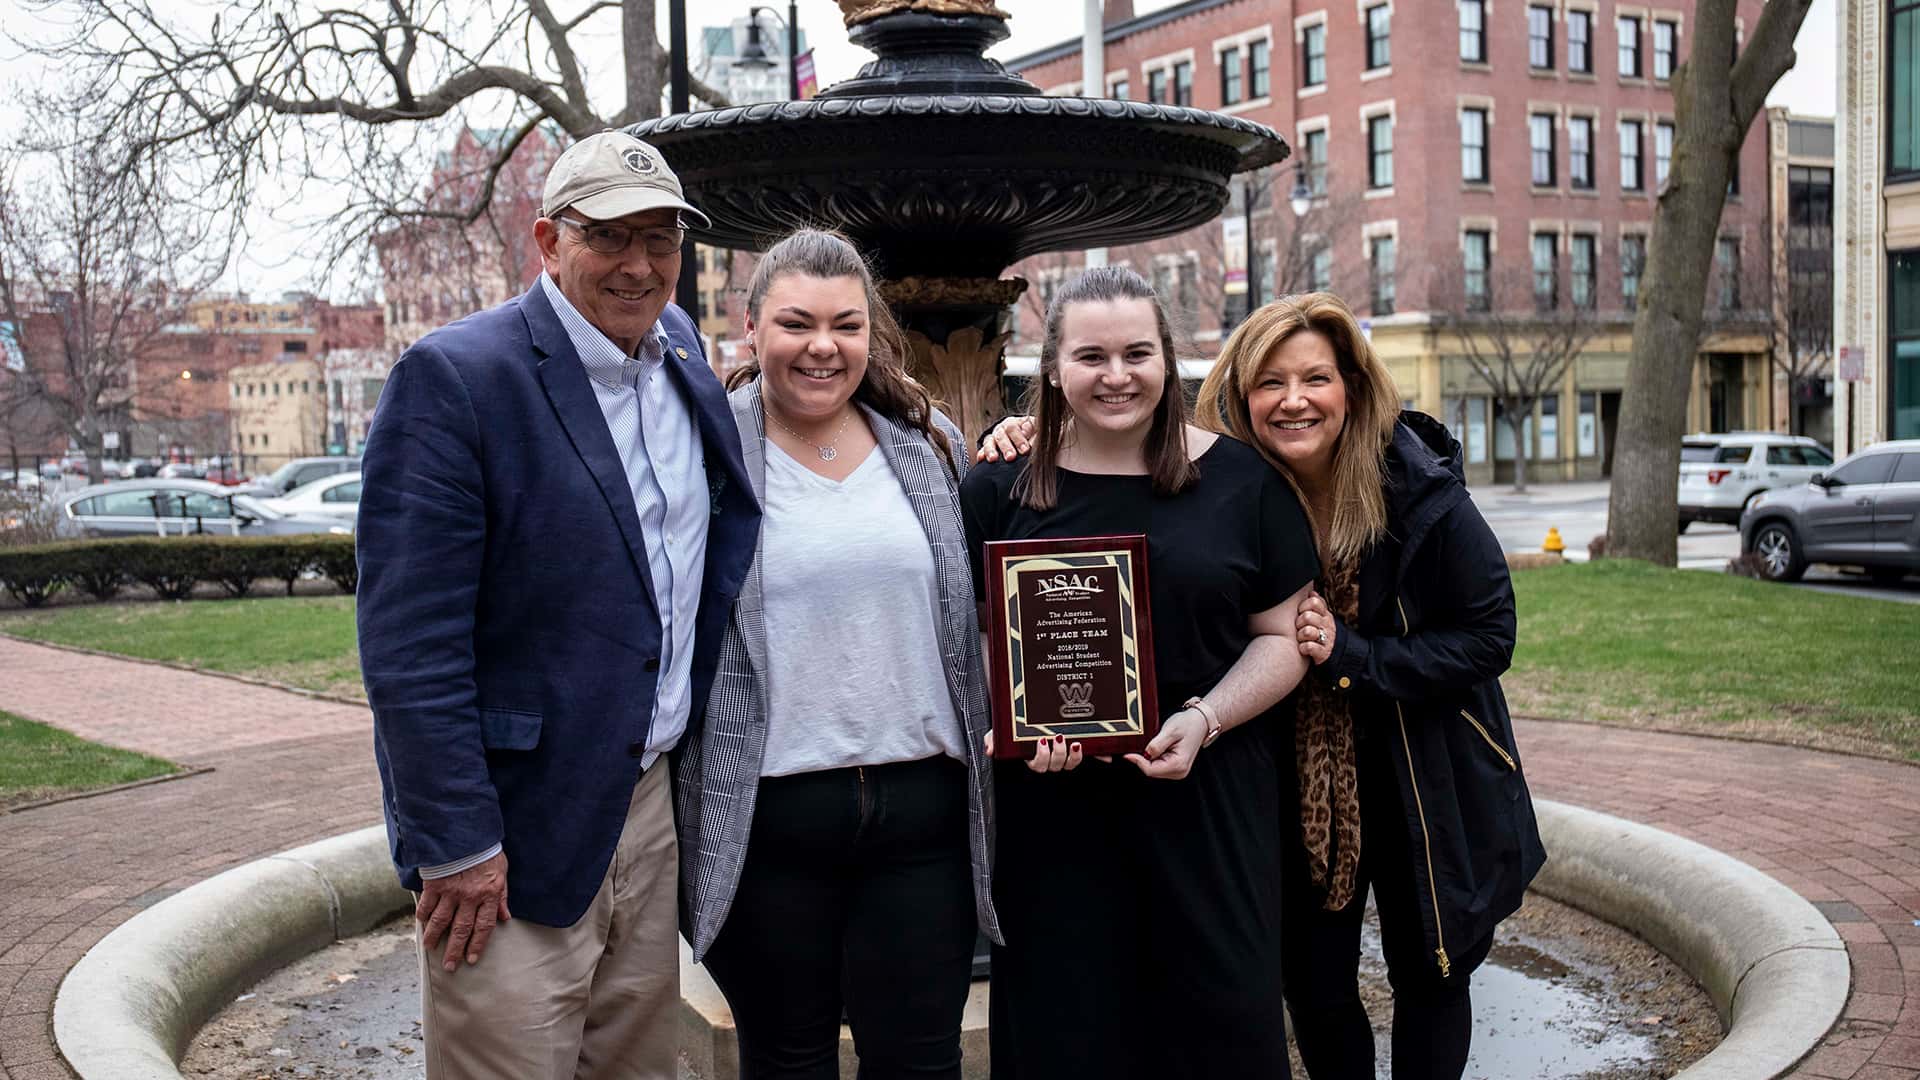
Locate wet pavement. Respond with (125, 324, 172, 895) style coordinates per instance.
(184, 893, 1716, 1080)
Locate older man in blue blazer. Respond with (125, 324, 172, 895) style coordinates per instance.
(356, 131, 759, 1079)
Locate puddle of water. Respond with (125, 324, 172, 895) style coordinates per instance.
(1355, 901, 1687, 1080)
(1467, 949, 1660, 1078)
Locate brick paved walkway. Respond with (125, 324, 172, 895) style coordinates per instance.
(1519, 718, 1920, 1079)
(0, 635, 1913, 1078)
(0, 638, 382, 1080)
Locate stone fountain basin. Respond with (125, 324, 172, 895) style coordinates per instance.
(628, 96, 1289, 279)
(52, 800, 1848, 1080)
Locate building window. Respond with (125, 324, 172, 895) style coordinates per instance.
(1569, 115, 1595, 188)
(1148, 67, 1168, 103)
(1303, 24, 1327, 87)
(1250, 39, 1271, 98)
(1529, 6, 1555, 69)
(1890, 251, 1920, 437)
(1460, 0, 1487, 62)
(1571, 233, 1597, 309)
(1621, 234, 1647, 306)
(1368, 114, 1394, 189)
(1461, 107, 1490, 183)
(1895, 0, 1920, 175)
(1620, 119, 1645, 190)
(1221, 48, 1243, 104)
(1568, 10, 1593, 72)
(1653, 19, 1678, 80)
(1370, 235, 1397, 315)
(1304, 128, 1329, 194)
(1655, 121, 1675, 187)
(1310, 246, 1333, 292)
(1530, 114, 1557, 186)
(1366, 4, 1392, 69)
(1716, 237, 1741, 309)
(1173, 60, 1193, 105)
(1111, 77, 1130, 100)
(1618, 15, 1642, 77)
(1533, 232, 1559, 309)
(1463, 230, 1492, 310)
(284, 340, 307, 353)
(1297, 127, 1328, 194)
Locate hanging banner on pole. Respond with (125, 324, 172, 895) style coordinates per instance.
(1222, 217, 1248, 295)
(796, 50, 819, 99)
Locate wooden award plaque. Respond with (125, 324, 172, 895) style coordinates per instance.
(982, 535, 1159, 760)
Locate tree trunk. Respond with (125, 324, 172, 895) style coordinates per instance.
(621, 0, 667, 126)
(1604, 0, 1810, 565)
(1508, 412, 1530, 493)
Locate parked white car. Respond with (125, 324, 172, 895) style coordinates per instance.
(261, 470, 362, 522)
(1677, 432, 1834, 531)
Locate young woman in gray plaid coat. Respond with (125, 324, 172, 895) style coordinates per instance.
(675, 229, 998, 1080)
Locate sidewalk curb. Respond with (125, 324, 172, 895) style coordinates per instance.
(1531, 801, 1848, 1080)
(53, 803, 1845, 1080)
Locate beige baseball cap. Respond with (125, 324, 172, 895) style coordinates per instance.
(541, 131, 712, 228)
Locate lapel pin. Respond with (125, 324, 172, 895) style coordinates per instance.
(675, 347, 689, 360)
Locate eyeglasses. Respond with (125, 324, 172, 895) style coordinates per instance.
(555, 216, 686, 257)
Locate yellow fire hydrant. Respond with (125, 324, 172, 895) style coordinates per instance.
(1542, 527, 1566, 553)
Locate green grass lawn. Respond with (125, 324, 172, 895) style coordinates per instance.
(0, 709, 178, 809)
(1, 565, 1915, 760)
(0, 595, 365, 701)
(1508, 560, 1920, 760)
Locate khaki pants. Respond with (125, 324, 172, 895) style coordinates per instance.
(420, 764, 679, 1080)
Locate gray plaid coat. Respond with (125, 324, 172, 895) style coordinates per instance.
(676, 379, 1000, 961)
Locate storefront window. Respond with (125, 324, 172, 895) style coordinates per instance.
(1890, 252, 1920, 438)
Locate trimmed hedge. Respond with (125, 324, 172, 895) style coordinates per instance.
(0, 536, 356, 608)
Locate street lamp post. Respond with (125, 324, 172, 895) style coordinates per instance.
(668, 0, 699, 325)
(747, 4, 803, 101)
(1239, 160, 1314, 325)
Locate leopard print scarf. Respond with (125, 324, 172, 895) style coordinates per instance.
(1295, 558, 1363, 911)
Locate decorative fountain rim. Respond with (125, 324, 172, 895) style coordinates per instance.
(632, 96, 1290, 172)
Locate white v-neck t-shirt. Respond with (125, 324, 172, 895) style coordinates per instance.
(758, 440, 966, 779)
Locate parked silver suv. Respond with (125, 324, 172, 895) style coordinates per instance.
(1739, 439, 1920, 583)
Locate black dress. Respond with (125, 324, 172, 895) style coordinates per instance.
(959, 436, 1319, 1080)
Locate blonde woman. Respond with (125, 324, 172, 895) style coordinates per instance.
(983, 292, 1545, 1079)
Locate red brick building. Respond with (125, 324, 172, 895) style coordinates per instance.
(1004, 0, 1772, 482)
(376, 126, 565, 354)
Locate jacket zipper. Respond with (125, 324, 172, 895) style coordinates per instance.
(1460, 709, 1517, 771)
(1395, 597, 1452, 979)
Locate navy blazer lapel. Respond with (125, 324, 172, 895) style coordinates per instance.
(523, 284, 660, 613)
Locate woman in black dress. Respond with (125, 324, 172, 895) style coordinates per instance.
(959, 267, 1318, 1080)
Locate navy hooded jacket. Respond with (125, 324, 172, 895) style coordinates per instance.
(1318, 411, 1548, 979)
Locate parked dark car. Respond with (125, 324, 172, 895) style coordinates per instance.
(1739, 439, 1920, 583)
(56, 479, 353, 539)
(236, 456, 362, 498)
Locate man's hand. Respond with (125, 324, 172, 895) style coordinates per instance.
(417, 852, 511, 973)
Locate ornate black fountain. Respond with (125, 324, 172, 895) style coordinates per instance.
(629, 0, 1288, 442)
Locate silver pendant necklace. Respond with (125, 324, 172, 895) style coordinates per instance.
(767, 407, 852, 462)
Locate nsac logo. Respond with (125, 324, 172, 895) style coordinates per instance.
(1057, 680, 1096, 719)
(1031, 572, 1106, 601)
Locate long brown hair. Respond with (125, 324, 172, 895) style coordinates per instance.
(727, 228, 954, 470)
(1195, 291, 1400, 567)
(1013, 267, 1196, 510)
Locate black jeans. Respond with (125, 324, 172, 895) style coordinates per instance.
(1280, 728, 1494, 1080)
(702, 756, 977, 1080)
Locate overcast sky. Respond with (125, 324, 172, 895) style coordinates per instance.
(0, 0, 1840, 299)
